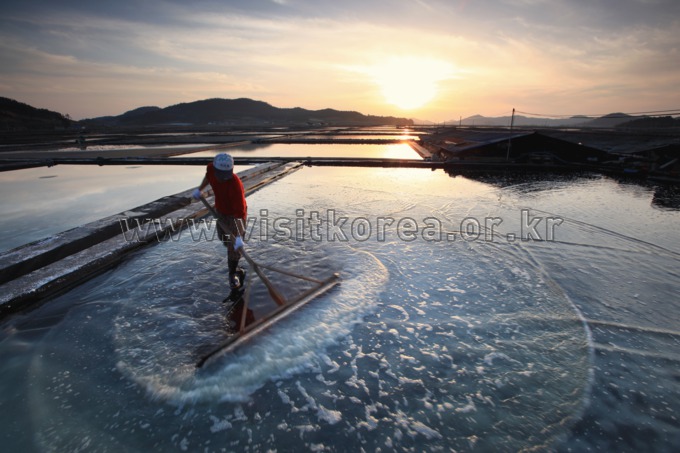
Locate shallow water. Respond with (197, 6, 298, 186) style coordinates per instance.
(0, 141, 419, 253)
(1, 168, 679, 451)
(175, 142, 421, 159)
(0, 164, 229, 252)
(296, 135, 419, 140)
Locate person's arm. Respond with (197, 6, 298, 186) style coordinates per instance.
(234, 176, 246, 249)
(192, 175, 209, 199)
(198, 175, 208, 191)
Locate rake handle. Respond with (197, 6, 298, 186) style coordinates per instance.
(198, 195, 286, 306)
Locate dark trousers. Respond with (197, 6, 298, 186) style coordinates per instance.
(216, 215, 245, 272)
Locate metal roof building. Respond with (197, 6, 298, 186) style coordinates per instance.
(428, 129, 612, 164)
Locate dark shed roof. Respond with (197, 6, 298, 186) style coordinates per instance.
(439, 131, 611, 163)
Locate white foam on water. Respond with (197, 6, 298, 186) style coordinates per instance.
(113, 246, 388, 404)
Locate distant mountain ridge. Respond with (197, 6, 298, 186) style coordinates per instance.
(81, 98, 414, 127)
(450, 112, 679, 129)
(454, 113, 638, 128)
(0, 97, 74, 131)
(2, 95, 676, 131)
(0, 96, 413, 130)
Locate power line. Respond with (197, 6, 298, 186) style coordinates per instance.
(624, 109, 680, 115)
(514, 108, 680, 119)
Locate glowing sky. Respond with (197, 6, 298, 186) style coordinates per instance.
(1, 0, 679, 122)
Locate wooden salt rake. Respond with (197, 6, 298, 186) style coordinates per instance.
(196, 196, 340, 368)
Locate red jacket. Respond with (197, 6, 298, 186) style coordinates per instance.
(206, 163, 247, 219)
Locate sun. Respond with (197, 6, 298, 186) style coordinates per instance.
(369, 57, 454, 110)
(380, 74, 437, 110)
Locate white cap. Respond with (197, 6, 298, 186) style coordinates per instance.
(213, 153, 234, 172)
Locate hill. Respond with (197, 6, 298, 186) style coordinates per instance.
(617, 115, 680, 129)
(583, 113, 635, 128)
(81, 98, 413, 127)
(457, 113, 637, 128)
(0, 97, 75, 131)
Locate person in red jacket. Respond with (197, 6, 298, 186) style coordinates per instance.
(193, 153, 247, 289)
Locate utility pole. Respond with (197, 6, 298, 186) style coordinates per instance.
(506, 108, 515, 161)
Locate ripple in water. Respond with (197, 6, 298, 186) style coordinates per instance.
(23, 171, 595, 451)
(113, 238, 389, 404)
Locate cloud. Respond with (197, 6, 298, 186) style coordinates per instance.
(1, 0, 679, 120)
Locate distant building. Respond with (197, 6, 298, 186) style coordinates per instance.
(426, 129, 612, 165)
(636, 143, 680, 181)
